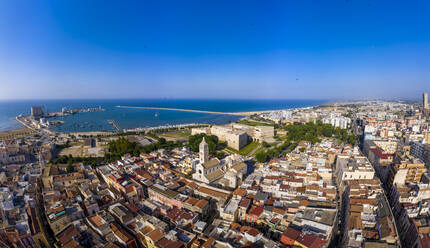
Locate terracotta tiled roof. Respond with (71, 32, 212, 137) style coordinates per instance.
(231, 223, 241, 230)
(156, 237, 185, 248)
(197, 186, 229, 199)
(89, 214, 104, 227)
(249, 206, 264, 216)
(110, 223, 134, 243)
(184, 197, 198, 205)
(233, 188, 247, 197)
(146, 228, 165, 242)
(273, 207, 285, 215)
(125, 202, 140, 213)
(240, 225, 252, 233)
(139, 225, 154, 235)
(195, 199, 208, 209)
(282, 227, 300, 240)
(246, 228, 260, 237)
(57, 225, 81, 245)
(201, 237, 215, 248)
(239, 198, 251, 208)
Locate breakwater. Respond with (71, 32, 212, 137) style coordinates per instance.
(116, 105, 254, 116)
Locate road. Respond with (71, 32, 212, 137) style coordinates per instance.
(36, 181, 56, 247)
(35, 148, 56, 247)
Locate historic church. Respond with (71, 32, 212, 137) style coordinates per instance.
(192, 138, 248, 187)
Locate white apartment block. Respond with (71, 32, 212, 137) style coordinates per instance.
(336, 155, 375, 190)
(322, 116, 351, 129)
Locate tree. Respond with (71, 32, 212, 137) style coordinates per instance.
(67, 154, 74, 165)
(66, 164, 74, 173)
(322, 125, 333, 137)
(158, 137, 167, 145)
(255, 152, 268, 163)
(283, 121, 355, 145)
(187, 134, 219, 154)
(215, 151, 227, 159)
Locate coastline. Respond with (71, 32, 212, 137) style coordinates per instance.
(14, 117, 36, 131)
(3, 101, 324, 135)
(58, 105, 317, 134)
(64, 122, 209, 136)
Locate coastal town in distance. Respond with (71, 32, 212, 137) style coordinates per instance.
(1, 94, 430, 248)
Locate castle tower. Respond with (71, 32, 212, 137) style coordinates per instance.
(199, 137, 209, 164)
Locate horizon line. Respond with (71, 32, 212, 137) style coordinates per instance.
(0, 97, 421, 102)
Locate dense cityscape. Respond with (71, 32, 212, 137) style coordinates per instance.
(0, 94, 429, 248)
(2, 1, 430, 247)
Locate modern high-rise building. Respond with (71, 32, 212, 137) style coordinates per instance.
(424, 92, 429, 109)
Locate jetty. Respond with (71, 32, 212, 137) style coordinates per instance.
(115, 106, 271, 116)
(108, 120, 122, 132)
(14, 117, 37, 131)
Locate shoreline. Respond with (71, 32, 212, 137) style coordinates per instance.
(5, 104, 321, 135)
(57, 123, 210, 136)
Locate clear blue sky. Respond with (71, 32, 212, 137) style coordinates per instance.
(0, 0, 429, 100)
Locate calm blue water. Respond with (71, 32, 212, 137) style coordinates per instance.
(0, 99, 326, 132)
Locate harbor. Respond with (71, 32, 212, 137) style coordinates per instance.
(13, 106, 106, 134)
(3, 100, 324, 133)
(44, 106, 105, 118)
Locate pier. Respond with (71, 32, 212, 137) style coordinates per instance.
(115, 105, 269, 116)
(14, 117, 37, 131)
(14, 117, 56, 135)
(108, 120, 122, 132)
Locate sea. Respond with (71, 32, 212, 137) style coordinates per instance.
(0, 99, 327, 133)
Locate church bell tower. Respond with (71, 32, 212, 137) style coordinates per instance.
(199, 137, 209, 164)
